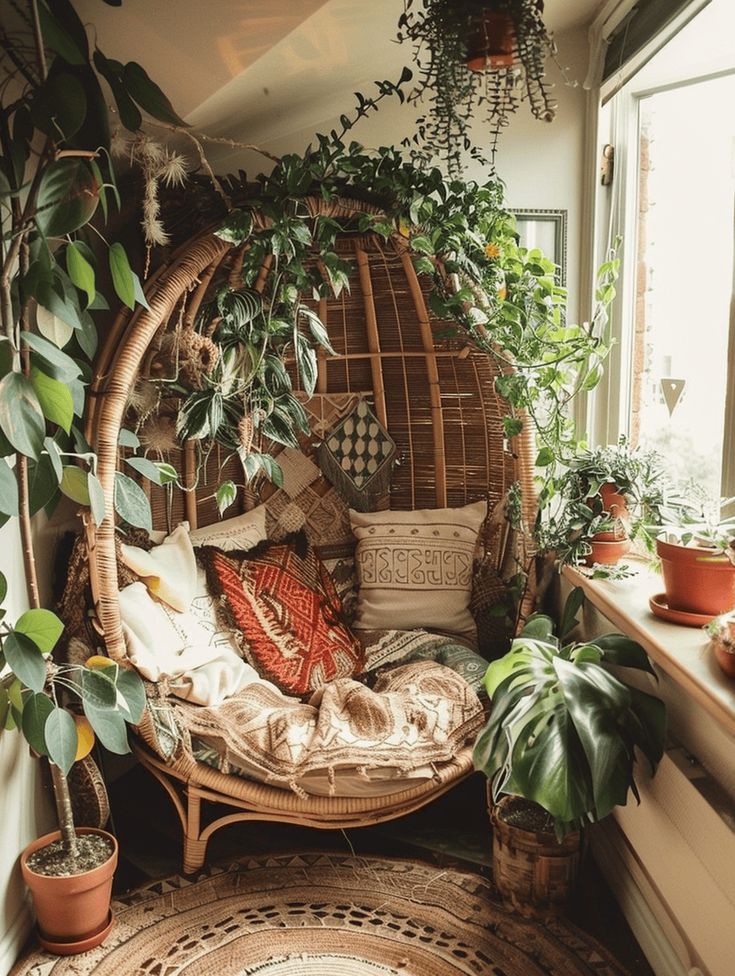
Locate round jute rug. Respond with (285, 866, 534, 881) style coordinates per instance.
(13, 852, 628, 976)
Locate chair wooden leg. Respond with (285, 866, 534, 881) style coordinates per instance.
(183, 787, 207, 874)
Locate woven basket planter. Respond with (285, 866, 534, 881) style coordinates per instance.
(490, 793, 581, 915)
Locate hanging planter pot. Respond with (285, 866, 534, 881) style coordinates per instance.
(490, 794, 581, 914)
(656, 535, 735, 619)
(465, 9, 516, 72)
(20, 828, 117, 955)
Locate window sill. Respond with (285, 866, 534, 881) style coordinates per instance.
(562, 561, 735, 738)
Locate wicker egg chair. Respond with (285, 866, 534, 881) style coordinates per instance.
(81, 196, 537, 872)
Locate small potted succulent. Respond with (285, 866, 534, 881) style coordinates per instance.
(473, 588, 666, 913)
(537, 441, 665, 571)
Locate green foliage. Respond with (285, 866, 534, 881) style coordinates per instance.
(536, 439, 668, 571)
(396, 1, 557, 173)
(176, 142, 614, 510)
(473, 589, 666, 838)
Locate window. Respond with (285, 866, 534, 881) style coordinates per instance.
(591, 0, 735, 500)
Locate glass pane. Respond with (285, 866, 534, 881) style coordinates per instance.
(632, 74, 735, 499)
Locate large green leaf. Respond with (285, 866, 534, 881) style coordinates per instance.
(559, 586, 585, 641)
(625, 685, 667, 772)
(81, 666, 117, 709)
(30, 367, 74, 433)
(595, 634, 657, 677)
(28, 454, 60, 515)
(520, 613, 556, 641)
(66, 241, 96, 306)
(115, 669, 145, 724)
(4, 631, 47, 692)
(0, 457, 19, 516)
(30, 71, 87, 141)
(82, 700, 131, 754)
(93, 51, 142, 131)
(108, 243, 135, 309)
(44, 706, 78, 775)
(554, 657, 633, 820)
(60, 465, 90, 505)
(114, 471, 152, 531)
(15, 608, 64, 654)
(38, 2, 85, 65)
(0, 373, 45, 459)
(36, 305, 74, 348)
(122, 61, 189, 127)
(22, 330, 82, 379)
(21, 692, 54, 756)
(35, 158, 99, 237)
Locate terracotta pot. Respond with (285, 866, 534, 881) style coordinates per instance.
(592, 483, 630, 542)
(713, 639, 735, 679)
(582, 538, 631, 566)
(465, 10, 515, 71)
(490, 794, 581, 915)
(21, 827, 117, 955)
(656, 536, 735, 617)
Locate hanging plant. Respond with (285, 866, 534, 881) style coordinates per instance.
(397, 0, 558, 172)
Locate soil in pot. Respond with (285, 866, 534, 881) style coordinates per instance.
(26, 833, 114, 876)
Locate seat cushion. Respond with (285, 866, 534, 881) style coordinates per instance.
(198, 532, 364, 697)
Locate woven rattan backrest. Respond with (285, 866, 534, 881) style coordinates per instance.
(85, 198, 536, 662)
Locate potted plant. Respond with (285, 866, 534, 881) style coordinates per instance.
(706, 612, 735, 678)
(473, 588, 666, 912)
(0, 0, 188, 953)
(653, 496, 735, 621)
(396, 0, 557, 171)
(536, 441, 665, 571)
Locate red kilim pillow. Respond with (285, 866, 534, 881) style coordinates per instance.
(199, 533, 363, 697)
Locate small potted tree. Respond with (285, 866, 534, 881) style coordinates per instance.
(0, 0, 183, 954)
(473, 589, 666, 913)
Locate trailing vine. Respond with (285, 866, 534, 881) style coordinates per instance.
(159, 142, 615, 504)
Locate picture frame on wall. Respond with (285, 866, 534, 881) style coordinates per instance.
(511, 209, 568, 286)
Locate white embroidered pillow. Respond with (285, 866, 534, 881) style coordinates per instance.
(188, 505, 267, 551)
(350, 500, 487, 639)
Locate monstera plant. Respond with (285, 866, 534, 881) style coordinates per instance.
(473, 589, 667, 839)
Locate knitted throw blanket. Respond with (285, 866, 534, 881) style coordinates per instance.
(174, 659, 484, 795)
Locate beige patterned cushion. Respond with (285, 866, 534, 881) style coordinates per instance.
(350, 500, 487, 639)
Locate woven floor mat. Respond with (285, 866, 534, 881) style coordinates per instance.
(12, 851, 629, 976)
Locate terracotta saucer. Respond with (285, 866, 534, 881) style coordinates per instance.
(649, 593, 713, 628)
(38, 911, 114, 956)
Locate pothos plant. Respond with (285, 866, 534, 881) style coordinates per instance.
(158, 141, 616, 518)
(0, 0, 198, 862)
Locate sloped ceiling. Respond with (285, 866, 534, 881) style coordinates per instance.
(78, 0, 604, 166)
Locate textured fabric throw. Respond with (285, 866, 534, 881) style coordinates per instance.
(317, 399, 396, 511)
(199, 534, 363, 697)
(175, 659, 484, 794)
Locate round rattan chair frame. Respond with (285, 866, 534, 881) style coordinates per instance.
(82, 198, 537, 872)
